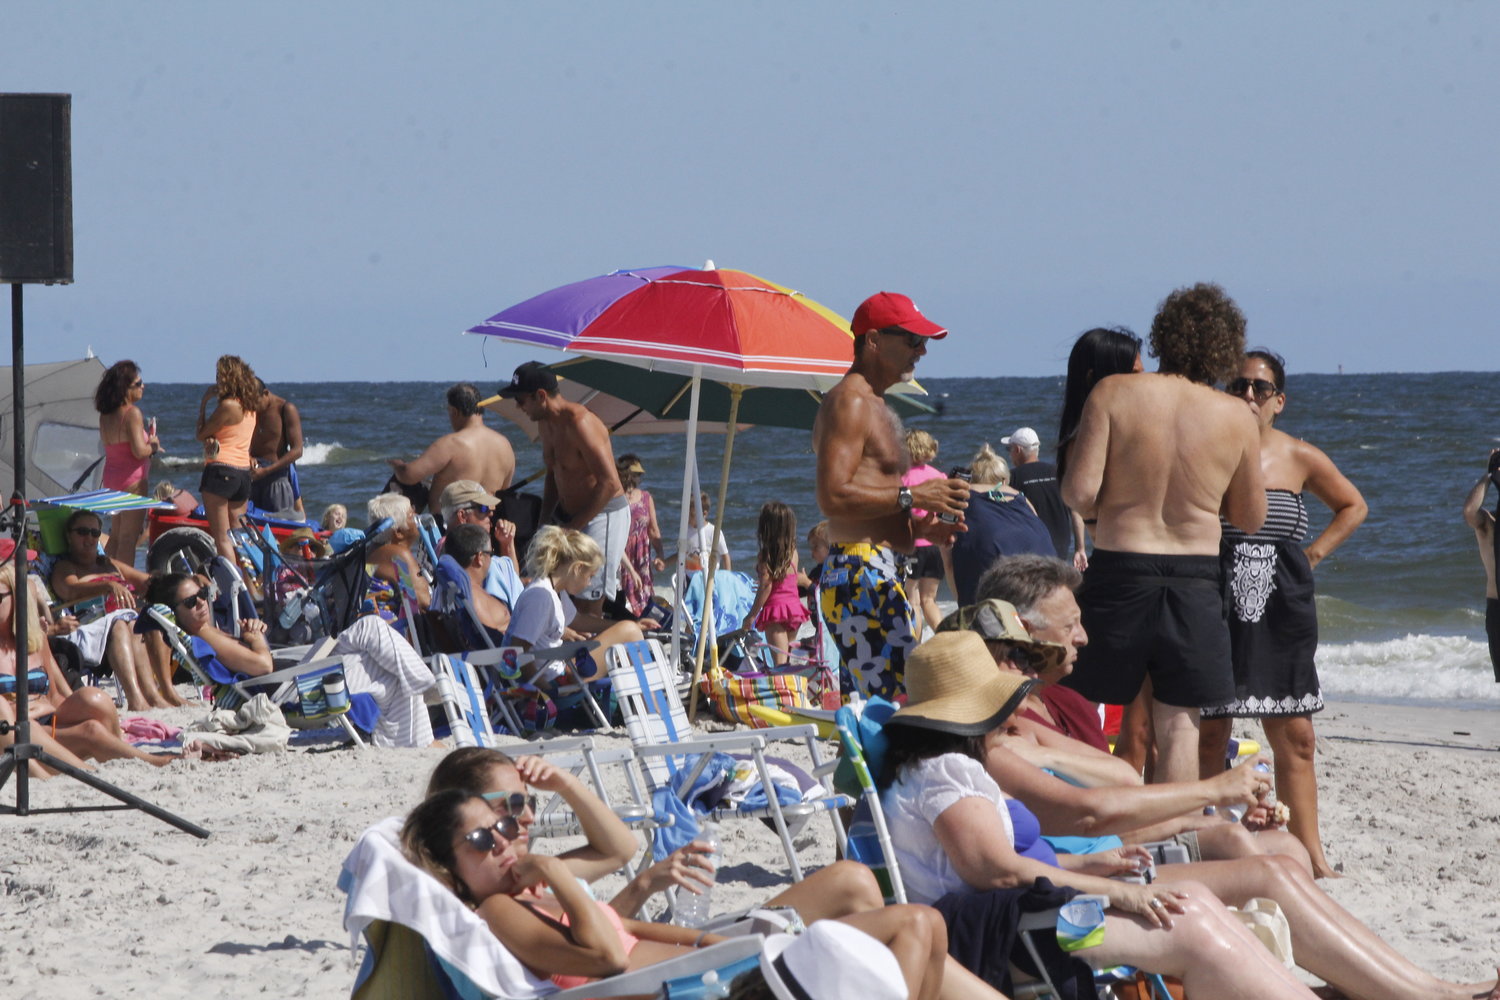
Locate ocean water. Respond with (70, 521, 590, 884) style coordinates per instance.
(139, 371, 1500, 709)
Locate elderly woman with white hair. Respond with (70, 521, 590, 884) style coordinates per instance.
(942, 443, 1056, 606)
(364, 492, 431, 633)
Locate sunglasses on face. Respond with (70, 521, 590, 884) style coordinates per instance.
(176, 587, 211, 610)
(461, 818, 522, 853)
(1225, 377, 1280, 401)
(71, 526, 103, 538)
(467, 504, 492, 516)
(880, 327, 926, 349)
(130, 380, 144, 389)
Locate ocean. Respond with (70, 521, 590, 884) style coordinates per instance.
(141, 371, 1500, 710)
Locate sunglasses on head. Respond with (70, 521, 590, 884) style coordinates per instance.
(482, 790, 538, 818)
(879, 327, 926, 349)
(176, 587, 211, 610)
(71, 526, 102, 538)
(1225, 377, 1280, 401)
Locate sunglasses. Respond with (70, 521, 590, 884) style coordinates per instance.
(461, 818, 522, 853)
(71, 526, 103, 538)
(176, 587, 211, 610)
(482, 790, 538, 818)
(879, 327, 926, 349)
(1225, 377, 1280, 401)
(467, 504, 492, 516)
(130, 380, 144, 389)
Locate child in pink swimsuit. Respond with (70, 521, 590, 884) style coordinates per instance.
(743, 502, 809, 666)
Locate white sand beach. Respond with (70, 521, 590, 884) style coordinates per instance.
(2, 697, 1497, 999)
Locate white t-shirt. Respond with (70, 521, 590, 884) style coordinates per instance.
(883, 753, 1015, 905)
(686, 522, 729, 564)
(505, 578, 576, 682)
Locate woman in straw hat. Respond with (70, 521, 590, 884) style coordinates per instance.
(878, 630, 1325, 999)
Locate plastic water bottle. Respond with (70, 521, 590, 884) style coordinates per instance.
(673, 823, 719, 926)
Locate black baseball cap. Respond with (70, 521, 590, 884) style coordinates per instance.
(496, 361, 559, 399)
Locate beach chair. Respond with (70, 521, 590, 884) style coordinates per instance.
(459, 643, 613, 736)
(140, 604, 370, 745)
(830, 701, 907, 905)
(606, 638, 849, 883)
(428, 651, 497, 749)
(339, 817, 764, 1000)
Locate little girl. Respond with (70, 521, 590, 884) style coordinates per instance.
(741, 502, 809, 665)
(506, 526, 650, 684)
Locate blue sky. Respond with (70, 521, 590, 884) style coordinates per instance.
(5, 1, 1495, 384)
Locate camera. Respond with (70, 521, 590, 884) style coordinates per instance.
(938, 466, 972, 524)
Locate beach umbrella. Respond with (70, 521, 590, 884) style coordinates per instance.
(479, 367, 746, 443)
(0, 356, 107, 497)
(467, 265, 930, 713)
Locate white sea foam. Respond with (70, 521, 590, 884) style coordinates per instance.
(1318, 634, 1499, 703)
(298, 441, 341, 466)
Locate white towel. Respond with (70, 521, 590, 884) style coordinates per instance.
(339, 818, 556, 998)
(183, 693, 291, 754)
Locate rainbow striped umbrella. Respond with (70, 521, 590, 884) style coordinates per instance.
(465, 265, 863, 391)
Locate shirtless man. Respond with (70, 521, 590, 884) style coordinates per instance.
(498, 361, 627, 617)
(1061, 282, 1265, 784)
(812, 291, 969, 699)
(389, 383, 516, 520)
(250, 381, 305, 519)
(1461, 449, 1500, 683)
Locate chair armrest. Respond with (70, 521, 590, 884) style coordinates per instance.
(632, 734, 770, 759)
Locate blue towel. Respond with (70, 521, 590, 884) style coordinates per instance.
(649, 752, 801, 860)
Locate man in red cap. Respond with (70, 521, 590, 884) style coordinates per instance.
(812, 292, 970, 700)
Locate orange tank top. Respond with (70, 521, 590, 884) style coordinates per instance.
(213, 406, 257, 468)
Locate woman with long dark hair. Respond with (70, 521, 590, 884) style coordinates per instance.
(94, 359, 161, 564)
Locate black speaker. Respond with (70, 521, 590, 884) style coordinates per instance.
(0, 93, 72, 285)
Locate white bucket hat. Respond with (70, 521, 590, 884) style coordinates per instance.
(760, 921, 908, 1000)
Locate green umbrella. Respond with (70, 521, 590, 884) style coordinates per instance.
(538, 355, 938, 431)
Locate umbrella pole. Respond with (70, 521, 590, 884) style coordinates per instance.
(688, 385, 741, 721)
(672, 372, 702, 676)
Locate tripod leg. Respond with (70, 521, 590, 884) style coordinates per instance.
(33, 750, 211, 839)
(0, 748, 16, 787)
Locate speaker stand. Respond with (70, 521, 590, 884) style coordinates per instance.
(1, 283, 208, 838)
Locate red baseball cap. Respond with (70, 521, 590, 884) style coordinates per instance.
(851, 291, 948, 339)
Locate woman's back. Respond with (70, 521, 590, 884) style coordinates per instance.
(950, 488, 1056, 605)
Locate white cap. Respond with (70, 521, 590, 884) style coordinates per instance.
(760, 922, 908, 1000)
(1001, 427, 1040, 450)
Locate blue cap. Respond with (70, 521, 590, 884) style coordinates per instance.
(329, 527, 365, 554)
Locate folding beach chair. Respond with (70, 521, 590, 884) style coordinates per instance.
(428, 651, 497, 749)
(140, 604, 369, 745)
(458, 642, 613, 736)
(340, 817, 765, 1000)
(605, 638, 849, 884)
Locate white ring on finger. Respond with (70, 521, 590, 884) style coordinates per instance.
(1149, 898, 1163, 909)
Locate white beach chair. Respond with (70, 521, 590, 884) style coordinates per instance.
(605, 638, 849, 884)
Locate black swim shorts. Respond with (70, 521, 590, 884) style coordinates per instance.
(910, 545, 944, 581)
(1064, 548, 1233, 708)
(1487, 598, 1499, 684)
(200, 462, 252, 504)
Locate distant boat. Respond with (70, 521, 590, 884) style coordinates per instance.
(0, 357, 106, 498)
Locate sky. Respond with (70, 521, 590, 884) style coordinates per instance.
(4, 1, 1496, 384)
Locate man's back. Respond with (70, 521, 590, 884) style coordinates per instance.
(429, 422, 515, 512)
(1063, 372, 1263, 555)
(1012, 460, 1071, 558)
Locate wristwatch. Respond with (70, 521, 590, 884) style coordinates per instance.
(897, 486, 914, 513)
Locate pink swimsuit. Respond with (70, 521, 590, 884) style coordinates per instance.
(546, 901, 640, 989)
(102, 441, 149, 491)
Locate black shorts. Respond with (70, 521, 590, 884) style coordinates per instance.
(910, 545, 944, 581)
(1064, 548, 1233, 708)
(200, 463, 252, 504)
(1487, 598, 1500, 683)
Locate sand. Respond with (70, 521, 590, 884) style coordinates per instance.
(2, 696, 1496, 999)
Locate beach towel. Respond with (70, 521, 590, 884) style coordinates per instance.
(650, 751, 803, 860)
(121, 716, 182, 744)
(182, 693, 291, 754)
(340, 817, 556, 1000)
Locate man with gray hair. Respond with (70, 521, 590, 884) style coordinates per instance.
(388, 382, 516, 518)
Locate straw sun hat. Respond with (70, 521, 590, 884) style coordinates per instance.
(888, 631, 1037, 736)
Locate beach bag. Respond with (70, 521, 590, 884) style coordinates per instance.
(699, 665, 814, 729)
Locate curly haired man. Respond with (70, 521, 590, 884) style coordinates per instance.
(1060, 282, 1266, 785)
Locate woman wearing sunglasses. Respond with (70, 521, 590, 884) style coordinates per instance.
(144, 571, 438, 747)
(1200, 350, 1367, 881)
(0, 562, 175, 766)
(407, 750, 1006, 1000)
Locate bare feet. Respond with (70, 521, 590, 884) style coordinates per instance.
(1472, 969, 1500, 1000)
(181, 741, 240, 763)
(1312, 863, 1344, 880)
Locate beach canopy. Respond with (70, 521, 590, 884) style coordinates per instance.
(0, 357, 108, 499)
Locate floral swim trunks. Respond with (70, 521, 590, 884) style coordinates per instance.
(819, 542, 918, 701)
